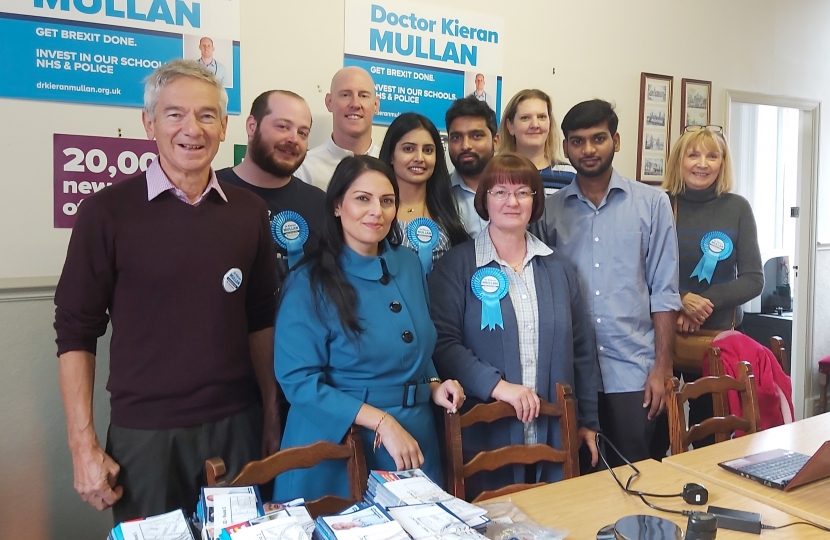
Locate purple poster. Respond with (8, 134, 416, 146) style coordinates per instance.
(54, 133, 158, 228)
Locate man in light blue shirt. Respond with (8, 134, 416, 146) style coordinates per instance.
(445, 96, 498, 239)
(532, 99, 681, 466)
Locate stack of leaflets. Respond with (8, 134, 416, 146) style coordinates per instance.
(387, 503, 489, 540)
(366, 470, 489, 529)
(217, 514, 309, 540)
(109, 509, 195, 540)
(315, 502, 410, 540)
(197, 486, 263, 540)
(218, 498, 315, 540)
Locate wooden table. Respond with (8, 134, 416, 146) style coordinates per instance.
(663, 413, 830, 529)
(488, 459, 827, 538)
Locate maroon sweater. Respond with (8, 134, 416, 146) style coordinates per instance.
(55, 173, 278, 430)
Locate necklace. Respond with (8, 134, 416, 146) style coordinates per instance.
(400, 202, 426, 218)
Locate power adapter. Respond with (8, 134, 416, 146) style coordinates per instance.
(682, 483, 708, 505)
(707, 506, 762, 534)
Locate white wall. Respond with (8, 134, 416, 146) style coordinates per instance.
(1, 1, 829, 538)
(0, 288, 113, 539)
(3, 0, 830, 279)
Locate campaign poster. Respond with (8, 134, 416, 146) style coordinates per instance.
(344, 0, 503, 131)
(54, 133, 158, 228)
(1, 0, 242, 114)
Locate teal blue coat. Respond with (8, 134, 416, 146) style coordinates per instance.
(274, 242, 441, 500)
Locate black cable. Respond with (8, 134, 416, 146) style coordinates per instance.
(762, 521, 830, 532)
(598, 432, 830, 532)
(597, 432, 705, 518)
(596, 432, 683, 499)
(597, 433, 830, 533)
(636, 494, 688, 516)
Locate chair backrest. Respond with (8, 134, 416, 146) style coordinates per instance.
(666, 359, 760, 455)
(769, 336, 790, 374)
(444, 383, 579, 502)
(705, 346, 729, 443)
(205, 424, 367, 517)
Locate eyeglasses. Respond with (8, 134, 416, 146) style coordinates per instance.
(684, 124, 723, 133)
(487, 188, 536, 201)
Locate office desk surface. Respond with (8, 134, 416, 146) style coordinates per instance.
(663, 413, 830, 529)
(490, 459, 827, 538)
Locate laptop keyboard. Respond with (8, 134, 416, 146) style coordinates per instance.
(741, 453, 811, 481)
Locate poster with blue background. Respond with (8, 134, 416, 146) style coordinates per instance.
(344, 0, 503, 131)
(0, 0, 242, 113)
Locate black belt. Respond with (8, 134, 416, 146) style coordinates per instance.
(341, 381, 432, 408)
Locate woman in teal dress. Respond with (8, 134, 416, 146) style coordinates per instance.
(273, 155, 464, 501)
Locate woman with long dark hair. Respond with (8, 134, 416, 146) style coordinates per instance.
(379, 113, 469, 272)
(273, 155, 464, 500)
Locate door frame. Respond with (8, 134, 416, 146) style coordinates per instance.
(725, 90, 821, 419)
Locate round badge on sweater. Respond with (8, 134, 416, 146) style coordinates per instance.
(223, 268, 243, 292)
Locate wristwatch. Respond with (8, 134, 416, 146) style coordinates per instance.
(428, 377, 441, 384)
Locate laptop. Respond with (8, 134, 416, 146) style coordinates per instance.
(719, 441, 830, 491)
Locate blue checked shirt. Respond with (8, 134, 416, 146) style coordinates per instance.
(451, 170, 488, 239)
(476, 226, 553, 443)
(532, 170, 682, 393)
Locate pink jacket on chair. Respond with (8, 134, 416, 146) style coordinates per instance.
(703, 331, 794, 433)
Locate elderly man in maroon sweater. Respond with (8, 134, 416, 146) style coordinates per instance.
(54, 59, 280, 523)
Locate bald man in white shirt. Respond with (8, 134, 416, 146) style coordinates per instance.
(296, 66, 380, 190)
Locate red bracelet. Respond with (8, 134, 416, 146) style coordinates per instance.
(373, 412, 388, 452)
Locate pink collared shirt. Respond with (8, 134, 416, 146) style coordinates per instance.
(145, 157, 227, 205)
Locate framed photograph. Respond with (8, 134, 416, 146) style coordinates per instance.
(637, 72, 673, 184)
(681, 78, 712, 129)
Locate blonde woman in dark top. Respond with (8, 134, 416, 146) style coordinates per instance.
(661, 125, 763, 447)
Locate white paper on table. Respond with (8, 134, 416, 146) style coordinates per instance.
(327, 521, 411, 540)
(387, 504, 487, 540)
(229, 515, 308, 540)
(115, 509, 192, 540)
(214, 492, 260, 529)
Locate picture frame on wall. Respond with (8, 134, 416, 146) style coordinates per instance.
(681, 78, 712, 129)
(637, 72, 673, 184)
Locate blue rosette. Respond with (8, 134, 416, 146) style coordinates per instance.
(690, 231, 733, 283)
(271, 211, 309, 269)
(471, 267, 509, 330)
(406, 217, 440, 275)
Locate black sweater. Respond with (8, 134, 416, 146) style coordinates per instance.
(674, 185, 764, 330)
(55, 173, 278, 429)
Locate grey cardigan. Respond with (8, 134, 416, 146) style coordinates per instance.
(428, 239, 600, 495)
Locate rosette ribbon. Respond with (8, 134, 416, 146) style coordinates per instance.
(690, 231, 733, 283)
(271, 211, 309, 269)
(407, 218, 440, 276)
(471, 267, 509, 330)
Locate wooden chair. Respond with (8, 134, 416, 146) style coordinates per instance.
(444, 383, 579, 503)
(666, 359, 760, 455)
(706, 346, 729, 427)
(769, 336, 790, 375)
(205, 425, 367, 517)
